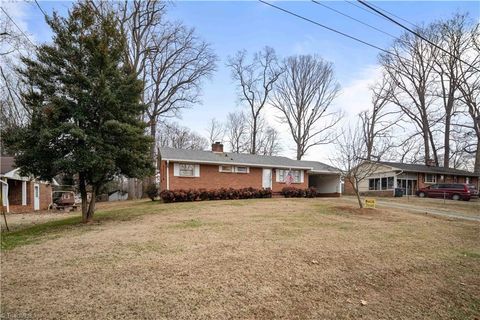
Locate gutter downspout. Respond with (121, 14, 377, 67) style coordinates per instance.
(166, 160, 170, 191)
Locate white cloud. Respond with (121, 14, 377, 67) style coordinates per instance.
(332, 64, 382, 119)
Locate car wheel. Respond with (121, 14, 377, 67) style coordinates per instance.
(452, 194, 461, 201)
(418, 192, 426, 198)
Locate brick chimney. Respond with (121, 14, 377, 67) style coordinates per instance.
(426, 159, 436, 167)
(212, 142, 223, 153)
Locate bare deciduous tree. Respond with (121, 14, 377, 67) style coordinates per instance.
(93, 1, 217, 158)
(227, 46, 283, 154)
(330, 118, 388, 208)
(457, 23, 480, 173)
(205, 118, 225, 144)
(256, 121, 282, 156)
(0, 8, 34, 130)
(271, 54, 341, 160)
(157, 121, 208, 150)
(432, 13, 473, 168)
(360, 74, 397, 160)
(225, 111, 248, 153)
(380, 26, 441, 166)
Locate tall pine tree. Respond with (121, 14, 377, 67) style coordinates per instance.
(4, 2, 153, 222)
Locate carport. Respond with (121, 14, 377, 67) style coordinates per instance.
(301, 161, 342, 196)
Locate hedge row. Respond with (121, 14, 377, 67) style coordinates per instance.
(160, 187, 272, 203)
(281, 187, 318, 198)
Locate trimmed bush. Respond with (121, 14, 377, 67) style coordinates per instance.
(145, 184, 159, 201)
(281, 186, 318, 198)
(159, 187, 272, 203)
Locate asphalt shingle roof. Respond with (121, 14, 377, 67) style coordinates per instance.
(379, 161, 479, 176)
(0, 156, 15, 174)
(159, 147, 339, 173)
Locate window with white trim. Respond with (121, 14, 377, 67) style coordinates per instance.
(466, 177, 470, 184)
(277, 169, 302, 183)
(425, 174, 437, 183)
(219, 165, 233, 173)
(369, 177, 394, 190)
(219, 165, 249, 173)
(179, 164, 195, 177)
(235, 166, 248, 173)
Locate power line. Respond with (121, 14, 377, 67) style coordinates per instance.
(0, 6, 36, 47)
(258, 0, 393, 55)
(365, 1, 417, 29)
(344, 0, 385, 20)
(34, 0, 48, 19)
(357, 0, 480, 73)
(258, 0, 440, 78)
(311, 0, 398, 40)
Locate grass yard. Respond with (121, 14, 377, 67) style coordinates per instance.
(1, 198, 479, 319)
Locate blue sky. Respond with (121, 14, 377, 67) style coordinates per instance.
(4, 1, 480, 162)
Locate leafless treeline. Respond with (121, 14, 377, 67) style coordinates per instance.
(361, 13, 479, 172)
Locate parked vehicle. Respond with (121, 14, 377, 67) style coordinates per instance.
(416, 183, 478, 201)
(50, 190, 79, 210)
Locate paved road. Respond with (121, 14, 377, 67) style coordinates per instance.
(342, 197, 480, 222)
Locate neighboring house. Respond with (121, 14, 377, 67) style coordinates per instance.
(158, 142, 342, 196)
(108, 190, 128, 202)
(345, 161, 479, 197)
(1, 156, 54, 213)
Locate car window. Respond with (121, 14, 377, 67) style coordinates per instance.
(430, 185, 439, 189)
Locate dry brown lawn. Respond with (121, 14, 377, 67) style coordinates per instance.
(1, 198, 479, 319)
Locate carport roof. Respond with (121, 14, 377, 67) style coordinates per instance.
(159, 147, 339, 172)
(379, 161, 479, 176)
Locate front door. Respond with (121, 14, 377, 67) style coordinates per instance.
(34, 184, 40, 211)
(262, 169, 272, 189)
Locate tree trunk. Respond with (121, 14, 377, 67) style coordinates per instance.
(85, 185, 97, 223)
(443, 113, 451, 168)
(79, 173, 89, 223)
(354, 186, 363, 208)
(423, 131, 431, 165)
(475, 138, 480, 175)
(251, 116, 257, 154)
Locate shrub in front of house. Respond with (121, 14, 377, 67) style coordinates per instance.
(159, 187, 272, 203)
(281, 187, 318, 198)
(145, 184, 159, 201)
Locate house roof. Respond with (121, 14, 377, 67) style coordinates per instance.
(379, 161, 479, 177)
(159, 147, 339, 173)
(0, 156, 15, 174)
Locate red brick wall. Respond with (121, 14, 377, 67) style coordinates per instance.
(160, 161, 308, 192)
(7, 181, 52, 213)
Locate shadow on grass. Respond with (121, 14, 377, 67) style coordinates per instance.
(1, 201, 167, 251)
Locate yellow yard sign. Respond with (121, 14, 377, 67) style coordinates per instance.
(365, 198, 376, 208)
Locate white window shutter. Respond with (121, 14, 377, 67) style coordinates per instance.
(194, 164, 200, 177)
(173, 163, 180, 176)
(300, 170, 304, 183)
(276, 169, 280, 182)
(219, 165, 222, 172)
(246, 167, 250, 173)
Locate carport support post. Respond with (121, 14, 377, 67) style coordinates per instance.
(0, 182, 9, 232)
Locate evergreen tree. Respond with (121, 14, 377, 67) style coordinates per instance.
(4, 2, 153, 222)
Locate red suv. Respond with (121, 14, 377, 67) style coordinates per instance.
(416, 183, 478, 201)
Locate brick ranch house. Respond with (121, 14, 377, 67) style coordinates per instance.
(344, 161, 480, 197)
(158, 143, 342, 196)
(1, 156, 53, 213)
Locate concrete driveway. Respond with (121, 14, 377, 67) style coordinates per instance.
(342, 196, 480, 222)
